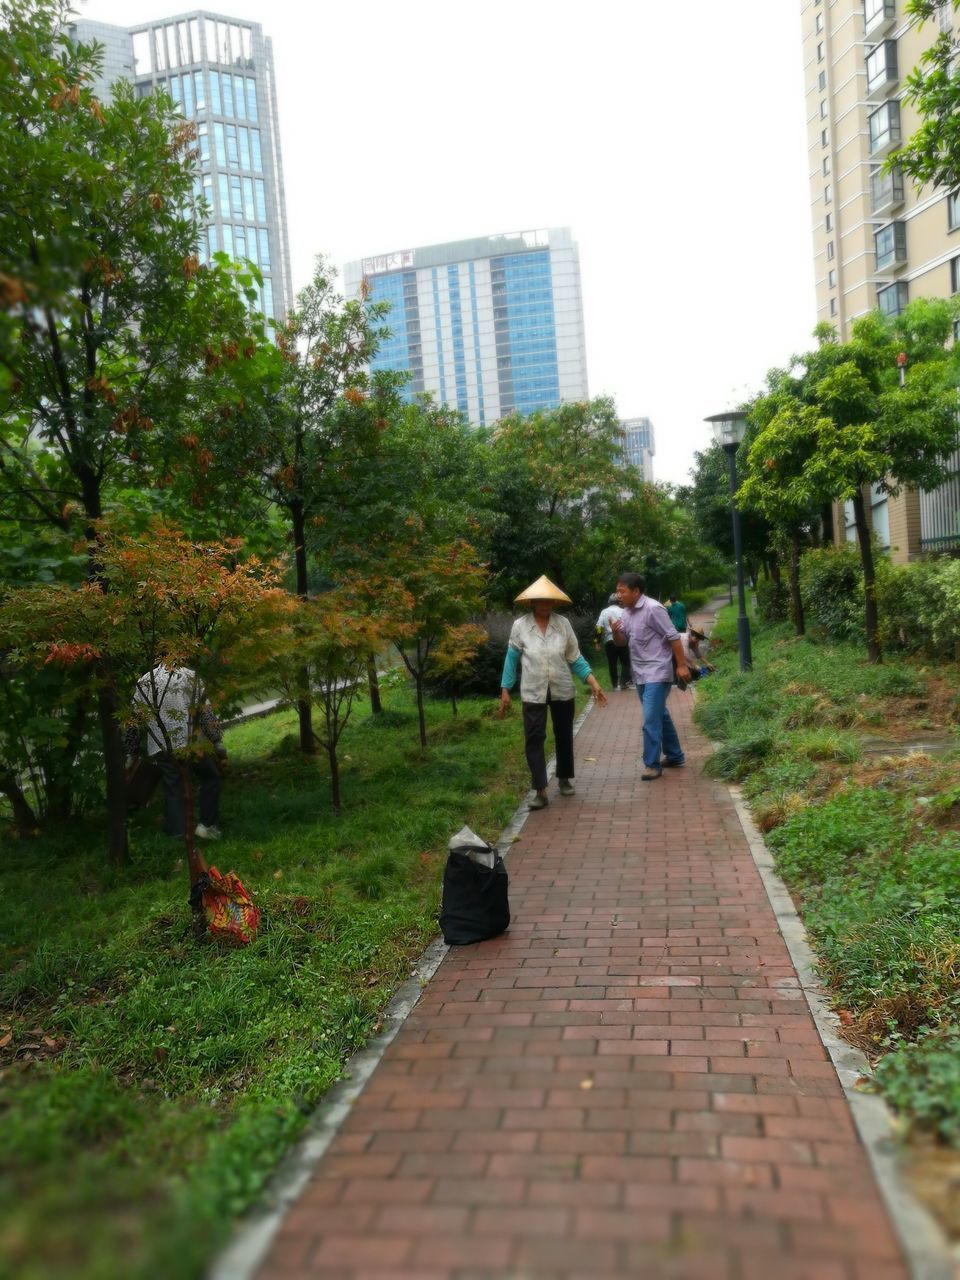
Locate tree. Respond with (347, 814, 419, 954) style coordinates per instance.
(682, 444, 771, 586)
(0, 521, 292, 877)
(0, 0, 267, 862)
(889, 1, 960, 192)
(269, 587, 388, 810)
(738, 371, 829, 636)
(382, 532, 488, 749)
(488, 397, 631, 604)
(237, 259, 403, 755)
(747, 306, 960, 661)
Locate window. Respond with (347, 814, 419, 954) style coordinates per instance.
(166, 24, 179, 69)
(954, 318, 960, 343)
(949, 190, 960, 229)
(817, 41, 824, 61)
(951, 256, 960, 294)
(226, 124, 239, 165)
(239, 127, 251, 170)
(875, 220, 906, 269)
(234, 75, 246, 120)
(218, 173, 229, 215)
(154, 26, 166, 72)
(820, 98, 828, 118)
(246, 80, 258, 121)
(181, 71, 193, 116)
(826, 212, 833, 231)
(871, 163, 904, 211)
(132, 30, 151, 75)
(243, 177, 255, 220)
(250, 129, 262, 171)
(823, 155, 831, 175)
(194, 70, 206, 111)
(868, 99, 901, 153)
(213, 122, 226, 165)
(828, 268, 837, 287)
(230, 175, 243, 217)
(254, 178, 266, 221)
(825, 183, 832, 203)
(221, 224, 233, 257)
(827, 240, 835, 260)
(877, 280, 908, 315)
(819, 70, 827, 90)
(197, 122, 209, 162)
(222, 73, 234, 115)
(865, 0, 895, 31)
(830, 297, 838, 316)
(210, 70, 221, 114)
(258, 228, 271, 268)
(866, 40, 898, 95)
(822, 128, 829, 147)
(816, 12, 824, 31)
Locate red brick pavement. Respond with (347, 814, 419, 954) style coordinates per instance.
(257, 626, 908, 1280)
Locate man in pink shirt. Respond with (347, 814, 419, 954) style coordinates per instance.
(612, 572, 691, 780)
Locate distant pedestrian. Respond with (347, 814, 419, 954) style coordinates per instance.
(612, 573, 690, 780)
(665, 593, 688, 632)
(595, 593, 633, 690)
(133, 664, 227, 839)
(500, 575, 607, 810)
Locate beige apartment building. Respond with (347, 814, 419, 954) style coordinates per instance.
(803, 0, 960, 561)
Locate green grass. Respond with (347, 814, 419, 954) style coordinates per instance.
(0, 675, 596, 1280)
(695, 609, 960, 1143)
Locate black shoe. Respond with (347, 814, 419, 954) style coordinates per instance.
(661, 758, 685, 769)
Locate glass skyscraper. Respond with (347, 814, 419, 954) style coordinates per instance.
(342, 229, 588, 426)
(69, 11, 292, 323)
(620, 417, 655, 483)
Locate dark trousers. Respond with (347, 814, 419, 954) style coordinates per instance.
(522, 696, 576, 791)
(604, 640, 632, 688)
(155, 754, 220, 836)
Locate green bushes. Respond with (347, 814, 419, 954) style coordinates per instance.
(756, 578, 790, 624)
(876, 554, 960, 657)
(799, 546, 864, 642)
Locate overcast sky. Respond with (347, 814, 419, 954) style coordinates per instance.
(78, 0, 817, 487)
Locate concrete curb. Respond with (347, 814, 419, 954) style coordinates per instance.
(207, 696, 599, 1279)
(728, 768, 957, 1280)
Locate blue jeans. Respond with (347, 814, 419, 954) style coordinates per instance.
(636, 681, 684, 769)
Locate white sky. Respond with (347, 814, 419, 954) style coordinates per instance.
(78, 0, 817, 487)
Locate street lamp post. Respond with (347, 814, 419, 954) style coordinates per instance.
(705, 410, 752, 672)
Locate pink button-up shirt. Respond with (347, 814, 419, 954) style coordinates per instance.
(617, 596, 680, 684)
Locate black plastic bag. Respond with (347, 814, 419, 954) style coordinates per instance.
(439, 849, 510, 945)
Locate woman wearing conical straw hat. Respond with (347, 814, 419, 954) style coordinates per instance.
(499, 576, 607, 810)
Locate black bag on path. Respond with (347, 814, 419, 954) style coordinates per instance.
(439, 827, 510, 945)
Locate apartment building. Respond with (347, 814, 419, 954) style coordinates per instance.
(802, 0, 960, 559)
(70, 11, 293, 323)
(342, 229, 589, 427)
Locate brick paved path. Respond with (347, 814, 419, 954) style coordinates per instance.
(258, 616, 907, 1280)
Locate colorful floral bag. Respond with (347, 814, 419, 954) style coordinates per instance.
(190, 866, 261, 945)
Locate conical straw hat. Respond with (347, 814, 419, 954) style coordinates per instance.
(515, 575, 572, 605)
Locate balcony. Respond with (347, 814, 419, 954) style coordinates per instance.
(866, 39, 899, 99)
(871, 164, 905, 214)
(864, 0, 896, 39)
(868, 99, 901, 157)
(875, 220, 907, 271)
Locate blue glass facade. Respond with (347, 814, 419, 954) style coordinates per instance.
(491, 250, 559, 417)
(358, 231, 582, 425)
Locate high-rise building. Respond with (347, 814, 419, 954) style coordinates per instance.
(620, 417, 655, 483)
(802, 0, 959, 559)
(69, 11, 292, 323)
(342, 228, 588, 426)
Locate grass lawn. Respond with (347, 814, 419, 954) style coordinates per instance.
(0, 672, 597, 1280)
(695, 608, 960, 1167)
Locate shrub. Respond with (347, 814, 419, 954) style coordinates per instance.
(755, 578, 790, 624)
(799, 546, 864, 642)
(874, 1029, 960, 1143)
